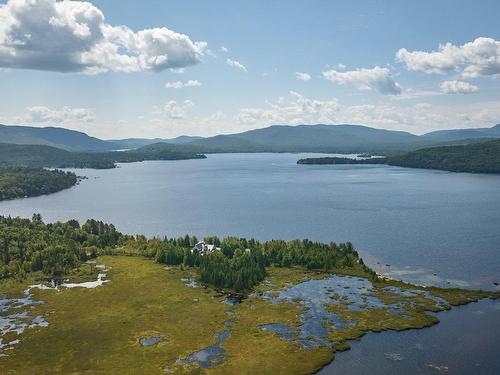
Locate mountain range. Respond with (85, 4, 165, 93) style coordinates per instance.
(0, 124, 113, 152)
(0, 124, 202, 152)
(107, 136, 204, 149)
(183, 124, 426, 153)
(1, 123, 499, 154)
(421, 124, 500, 141)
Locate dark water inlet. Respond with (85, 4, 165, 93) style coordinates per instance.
(175, 329, 231, 368)
(139, 336, 165, 346)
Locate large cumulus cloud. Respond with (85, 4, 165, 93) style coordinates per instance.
(0, 0, 206, 73)
(396, 37, 500, 78)
(322, 66, 402, 95)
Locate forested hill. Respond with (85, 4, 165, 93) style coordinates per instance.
(422, 124, 500, 142)
(2, 123, 500, 154)
(185, 124, 429, 153)
(0, 124, 206, 151)
(0, 169, 77, 201)
(109, 135, 204, 149)
(0, 143, 206, 169)
(0, 124, 117, 152)
(297, 139, 500, 174)
(386, 139, 500, 173)
(0, 143, 115, 169)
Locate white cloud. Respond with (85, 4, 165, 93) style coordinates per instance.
(165, 79, 202, 89)
(336, 103, 440, 130)
(396, 37, 500, 78)
(163, 100, 194, 119)
(7, 95, 500, 139)
(226, 58, 247, 72)
(170, 67, 185, 74)
(322, 66, 402, 95)
(335, 101, 500, 133)
(440, 80, 479, 94)
(183, 79, 201, 87)
(208, 111, 227, 122)
(165, 81, 184, 89)
(233, 92, 500, 134)
(236, 91, 339, 125)
(0, 0, 206, 74)
(295, 72, 312, 81)
(392, 88, 443, 101)
(205, 48, 217, 58)
(220, 46, 228, 53)
(26, 106, 95, 124)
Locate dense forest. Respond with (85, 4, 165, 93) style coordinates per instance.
(386, 139, 500, 173)
(297, 139, 500, 174)
(0, 168, 77, 201)
(0, 143, 115, 169)
(0, 216, 374, 292)
(118, 235, 372, 292)
(0, 216, 124, 279)
(0, 142, 207, 170)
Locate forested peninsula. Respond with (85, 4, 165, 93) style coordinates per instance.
(297, 139, 500, 174)
(1, 215, 499, 374)
(0, 215, 371, 291)
(0, 142, 207, 170)
(0, 142, 206, 200)
(0, 168, 77, 201)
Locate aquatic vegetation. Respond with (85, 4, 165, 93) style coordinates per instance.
(0, 293, 46, 355)
(0, 256, 498, 374)
(0, 264, 110, 357)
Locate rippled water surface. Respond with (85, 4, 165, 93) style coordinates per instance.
(0, 153, 499, 373)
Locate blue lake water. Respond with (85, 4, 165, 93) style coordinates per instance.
(0, 153, 499, 373)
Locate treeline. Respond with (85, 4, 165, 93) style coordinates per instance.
(386, 139, 500, 173)
(0, 216, 375, 292)
(0, 168, 77, 201)
(0, 142, 207, 170)
(0, 215, 126, 280)
(297, 139, 500, 174)
(200, 251, 267, 292)
(0, 143, 115, 169)
(119, 235, 374, 292)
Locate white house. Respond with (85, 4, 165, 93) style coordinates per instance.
(191, 241, 220, 255)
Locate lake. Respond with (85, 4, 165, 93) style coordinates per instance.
(1, 153, 499, 374)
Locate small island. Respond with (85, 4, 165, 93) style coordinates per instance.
(1, 215, 498, 374)
(298, 139, 500, 174)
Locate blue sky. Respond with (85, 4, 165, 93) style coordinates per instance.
(1, 0, 500, 138)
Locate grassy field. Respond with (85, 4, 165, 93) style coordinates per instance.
(1, 256, 498, 374)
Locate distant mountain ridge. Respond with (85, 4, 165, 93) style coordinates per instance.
(1, 123, 500, 154)
(0, 124, 204, 152)
(108, 135, 204, 149)
(422, 124, 500, 141)
(183, 124, 429, 153)
(0, 124, 117, 152)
